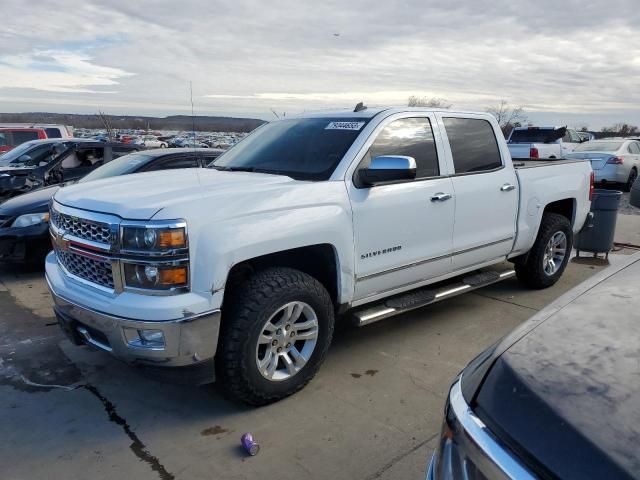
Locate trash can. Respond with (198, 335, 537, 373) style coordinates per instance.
(575, 189, 622, 259)
(631, 179, 640, 209)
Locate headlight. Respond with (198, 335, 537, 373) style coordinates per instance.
(123, 263, 188, 290)
(121, 225, 186, 251)
(11, 212, 50, 228)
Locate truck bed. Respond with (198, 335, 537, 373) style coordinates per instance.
(514, 159, 583, 168)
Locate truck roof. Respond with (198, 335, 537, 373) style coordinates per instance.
(288, 106, 492, 119)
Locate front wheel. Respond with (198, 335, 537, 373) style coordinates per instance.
(216, 267, 334, 405)
(515, 213, 572, 289)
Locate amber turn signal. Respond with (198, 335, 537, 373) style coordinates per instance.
(159, 266, 188, 285)
(159, 229, 186, 249)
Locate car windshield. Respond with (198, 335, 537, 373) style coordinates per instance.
(211, 117, 369, 180)
(0, 141, 57, 166)
(509, 129, 561, 144)
(573, 141, 623, 152)
(80, 152, 154, 182)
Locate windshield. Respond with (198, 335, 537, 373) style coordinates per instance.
(573, 141, 623, 153)
(80, 153, 153, 182)
(211, 117, 369, 180)
(0, 141, 57, 166)
(509, 129, 563, 144)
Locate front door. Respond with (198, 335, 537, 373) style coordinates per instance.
(348, 114, 455, 301)
(437, 114, 518, 271)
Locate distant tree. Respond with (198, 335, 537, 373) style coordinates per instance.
(600, 123, 639, 137)
(486, 100, 527, 135)
(407, 96, 452, 109)
(579, 125, 589, 132)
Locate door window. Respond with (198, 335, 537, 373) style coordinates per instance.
(443, 118, 502, 173)
(365, 117, 439, 178)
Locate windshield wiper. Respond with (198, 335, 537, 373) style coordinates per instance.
(211, 166, 255, 172)
(211, 166, 293, 178)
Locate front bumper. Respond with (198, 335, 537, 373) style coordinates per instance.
(0, 223, 50, 262)
(47, 272, 221, 373)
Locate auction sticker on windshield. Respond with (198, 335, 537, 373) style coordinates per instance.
(325, 121, 366, 131)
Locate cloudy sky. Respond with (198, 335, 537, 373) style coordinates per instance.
(1, 0, 639, 128)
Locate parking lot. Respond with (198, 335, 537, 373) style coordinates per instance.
(0, 204, 637, 480)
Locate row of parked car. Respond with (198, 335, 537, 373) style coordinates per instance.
(0, 138, 223, 264)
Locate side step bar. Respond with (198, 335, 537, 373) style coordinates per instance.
(353, 268, 516, 326)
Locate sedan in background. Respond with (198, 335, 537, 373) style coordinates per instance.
(427, 252, 640, 480)
(566, 138, 640, 191)
(0, 148, 222, 265)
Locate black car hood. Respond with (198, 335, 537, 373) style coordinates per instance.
(471, 255, 640, 479)
(0, 165, 35, 175)
(0, 185, 59, 215)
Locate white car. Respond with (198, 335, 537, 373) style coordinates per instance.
(45, 107, 593, 405)
(140, 135, 168, 148)
(507, 126, 582, 160)
(566, 138, 640, 191)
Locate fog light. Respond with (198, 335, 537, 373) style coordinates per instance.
(123, 328, 165, 349)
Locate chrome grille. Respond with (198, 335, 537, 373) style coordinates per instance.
(51, 210, 112, 244)
(56, 249, 114, 289)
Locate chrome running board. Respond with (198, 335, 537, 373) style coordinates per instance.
(353, 268, 516, 326)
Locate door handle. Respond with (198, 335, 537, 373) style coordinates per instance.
(500, 184, 516, 192)
(431, 192, 452, 202)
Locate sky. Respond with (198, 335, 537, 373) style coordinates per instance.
(1, 0, 639, 129)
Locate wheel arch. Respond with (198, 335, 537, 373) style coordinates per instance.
(223, 244, 341, 309)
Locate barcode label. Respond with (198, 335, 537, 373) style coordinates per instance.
(325, 121, 366, 131)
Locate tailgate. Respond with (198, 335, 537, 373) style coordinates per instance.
(507, 143, 531, 159)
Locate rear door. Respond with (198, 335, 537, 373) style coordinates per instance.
(437, 114, 518, 271)
(348, 113, 455, 301)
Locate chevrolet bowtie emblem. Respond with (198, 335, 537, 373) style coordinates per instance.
(55, 233, 70, 251)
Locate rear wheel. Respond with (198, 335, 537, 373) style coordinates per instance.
(516, 213, 572, 289)
(624, 168, 637, 192)
(216, 267, 334, 405)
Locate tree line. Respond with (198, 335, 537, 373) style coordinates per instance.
(406, 96, 639, 138)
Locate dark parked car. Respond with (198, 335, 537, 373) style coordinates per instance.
(428, 252, 640, 480)
(0, 139, 139, 200)
(0, 148, 223, 264)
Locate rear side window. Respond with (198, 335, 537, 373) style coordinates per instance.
(45, 128, 61, 138)
(12, 131, 40, 144)
(443, 118, 502, 174)
(366, 117, 439, 178)
(631, 142, 640, 154)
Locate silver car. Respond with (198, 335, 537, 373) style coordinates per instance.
(566, 138, 640, 191)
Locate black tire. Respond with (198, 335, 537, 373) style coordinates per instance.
(216, 267, 334, 405)
(624, 168, 637, 193)
(516, 213, 572, 289)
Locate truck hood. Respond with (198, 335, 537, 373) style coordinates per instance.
(53, 168, 302, 219)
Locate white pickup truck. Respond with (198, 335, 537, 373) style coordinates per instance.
(45, 107, 594, 404)
(507, 126, 583, 160)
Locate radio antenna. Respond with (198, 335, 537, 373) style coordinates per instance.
(190, 81, 196, 140)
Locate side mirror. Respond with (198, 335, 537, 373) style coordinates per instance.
(358, 155, 417, 186)
(18, 155, 32, 163)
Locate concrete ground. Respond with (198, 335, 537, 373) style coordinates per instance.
(1, 212, 638, 480)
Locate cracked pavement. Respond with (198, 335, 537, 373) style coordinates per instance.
(0, 251, 634, 480)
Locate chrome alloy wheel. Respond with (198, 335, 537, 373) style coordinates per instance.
(255, 301, 319, 381)
(543, 231, 567, 276)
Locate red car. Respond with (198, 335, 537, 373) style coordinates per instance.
(0, 128, 48, 153)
